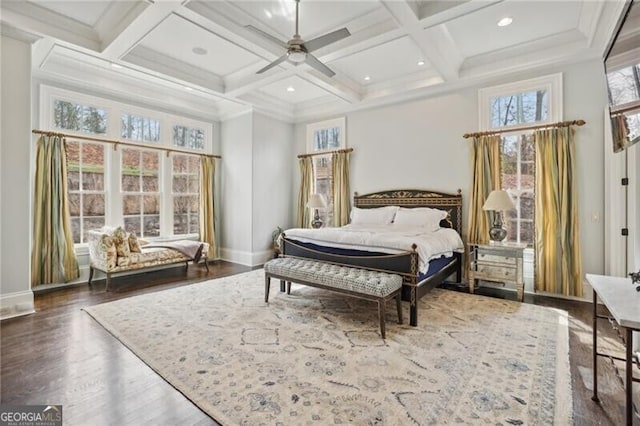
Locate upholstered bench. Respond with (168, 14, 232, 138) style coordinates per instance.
(264, 257, 403, 339)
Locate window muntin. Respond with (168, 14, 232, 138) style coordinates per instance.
(121, 148, 161, 237)
(54, 100, 106, 134)
(173, 125, 205, 150)
(121, 113, 161, 142)
(172, 155, 200, 235)
(67, 141, 106, 243)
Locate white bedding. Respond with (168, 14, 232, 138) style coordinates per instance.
(283, 224, 464, 274)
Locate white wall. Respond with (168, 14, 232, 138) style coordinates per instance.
(219, 111, 294, 266)
(220, 112, 253, 265)
(251, 112, 294, 263)
(0, 35, 35, 319)
(293, 58, 609, 297)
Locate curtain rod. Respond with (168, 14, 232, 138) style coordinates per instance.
(462, 119, 586, 139)
(297, 147, 353, 159)
(32, 129, 221, 159)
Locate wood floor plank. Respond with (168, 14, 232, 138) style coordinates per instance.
(2, 263, 637, 425)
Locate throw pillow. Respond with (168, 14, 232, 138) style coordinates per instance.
(112, 226, 131, 258)
(393, 207, 447, 232)
(350, 206, 399, 225)
(129, 233, 142, 253)
(99, 234, 117, 270)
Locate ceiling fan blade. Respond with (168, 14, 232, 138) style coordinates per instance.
(305, 53, 335, 78)
(304, 28, 350, 52)
(244, 25, 288, 49)
(256, 54, 288, 74)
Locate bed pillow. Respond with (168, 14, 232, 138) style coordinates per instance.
(350, 206, 399, 225)
(393, 207, 447, 232)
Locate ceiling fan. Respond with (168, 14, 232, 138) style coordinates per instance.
(245, 0, 350, 78)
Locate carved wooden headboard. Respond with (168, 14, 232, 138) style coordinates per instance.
(353, 189, 463, 234)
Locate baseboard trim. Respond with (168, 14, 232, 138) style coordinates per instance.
(220, 248, 273, 267)
(0, 290, 35, 320)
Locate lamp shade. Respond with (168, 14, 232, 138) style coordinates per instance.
(307, 193, 327, 209)
(482, 190, 515, 211)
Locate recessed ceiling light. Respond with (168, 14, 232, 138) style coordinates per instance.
(364, 75, 371, 81)
(110, 63, 123, 69)
(497, 17, 513, 27)
(192, 47, 208, 55)
(184, 86, 193, 91)
(286, 86, 295, 92)
(264, 10, 272, 19)
(417, 60, 425, 66)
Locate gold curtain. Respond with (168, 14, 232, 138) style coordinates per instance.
(199, 156, 216, 259)
(31, 135, 79, 286)
(468, 135, 502, 244)
(534, 127, 583, 296)
(296, 157, 314, 228)
(331, 151, 351, 227)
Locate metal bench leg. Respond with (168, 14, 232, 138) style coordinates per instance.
(88, 266, 94, 286)
(396, 293, 403, 324)
(280, 280, 286, 292)
(265, 275, 271, 303)
(287, 281, 292, 295)
(203, 256, 210, 272)
(378, 300, 386, 339)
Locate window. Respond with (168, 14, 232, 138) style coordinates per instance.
(173, 125, 205, 150)
(44, 86, 213, 244)
(306, 117, 346, 227)
(54, 99, 106, 134)
(501, 135, 535, 244)
(121, 148, 160, 237)
(480, 74, 562, 245)
(121, 113, 160, 142)
(172, 155, 200, 235)
(67, 142, 106, 243)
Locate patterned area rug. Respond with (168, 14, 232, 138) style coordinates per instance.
(84, 269, 572, 425)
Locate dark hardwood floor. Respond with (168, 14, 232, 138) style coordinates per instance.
(1, 264, 638, 425)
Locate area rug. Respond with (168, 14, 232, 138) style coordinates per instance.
(84, 269, 572, 425)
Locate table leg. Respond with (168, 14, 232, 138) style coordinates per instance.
(625, 327, 632, 426)
(592, 289, 600, 403)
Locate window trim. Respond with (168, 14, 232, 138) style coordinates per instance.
(306, 117, 346, 153)
(478, 73, 563, 132)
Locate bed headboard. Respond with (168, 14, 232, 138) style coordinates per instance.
(353, 189, 463, 234)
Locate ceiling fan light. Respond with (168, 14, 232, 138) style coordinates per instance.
(287, 51, 307, 63)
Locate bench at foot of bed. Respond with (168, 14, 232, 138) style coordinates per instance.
(264, 257, 403, 339)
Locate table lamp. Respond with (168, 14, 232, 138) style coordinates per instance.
(482, 189, 515, 242)
(307, 193, 327, 228)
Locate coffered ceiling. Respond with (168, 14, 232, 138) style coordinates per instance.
(0, 0, 629, 122)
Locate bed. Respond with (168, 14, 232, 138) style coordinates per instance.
(281, 189, 464, 326)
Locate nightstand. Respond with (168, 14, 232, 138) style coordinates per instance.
(468, 242, 526, 302)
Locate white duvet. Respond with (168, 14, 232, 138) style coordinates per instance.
(283, 224, 464, 274)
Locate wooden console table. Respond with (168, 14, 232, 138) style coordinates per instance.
(586, 274, 640, 425)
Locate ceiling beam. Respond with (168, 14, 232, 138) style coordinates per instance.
(100, 1, 185, 60)
(379, 0, 460, 81)
(0, 2, 100, 51)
